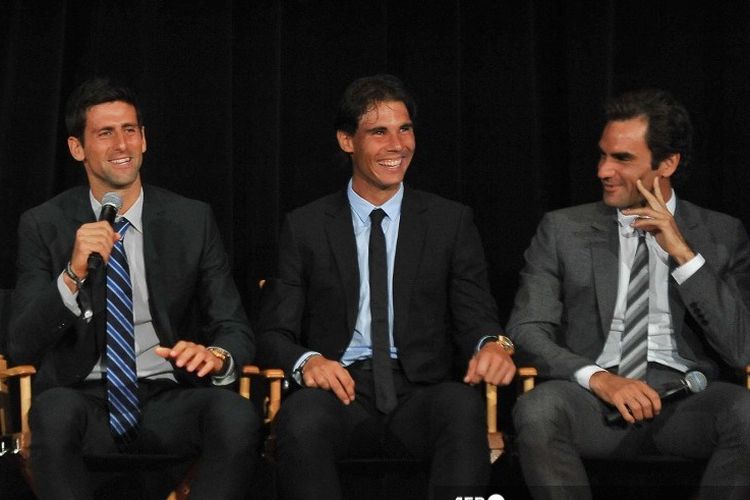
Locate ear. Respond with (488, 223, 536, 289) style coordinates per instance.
(67, 136, 85, 161)
(657, 153, 680, 178)
(336, 130, 354, 154)
(141, 126, 147, 153)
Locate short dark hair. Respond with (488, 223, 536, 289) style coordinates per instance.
(334, 74, 417, 135)
(65, 77, 142, 142)
(605, 88, 692, 171)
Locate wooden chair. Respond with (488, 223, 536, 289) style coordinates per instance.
(0, 354, 283, 500)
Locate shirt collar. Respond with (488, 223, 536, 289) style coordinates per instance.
(347, 179, 404, 225)
(89, 188, 144, 233)
(617, 188, 677, 237)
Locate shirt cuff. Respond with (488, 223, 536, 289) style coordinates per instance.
(209, 350, 237, 386)
(671, 253, 705, 285)
(57, 272, 81, 316)
(292, 351, 322, 386)
(476, 335, 496, 352)
(574, 364, 608, 390)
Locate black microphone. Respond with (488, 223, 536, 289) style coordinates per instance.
(605, 370, 707, 425)
(86, 192, 123, 274)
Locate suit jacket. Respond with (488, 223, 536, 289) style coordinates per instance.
(506, 200, 750, 381)
(8, 185, 253, 393)
(257, 187, 502, 384)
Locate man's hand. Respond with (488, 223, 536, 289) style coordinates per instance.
(463, 342, 516, 386)
(155, 341, 225, 377)
(301, 355, 356, 405)
(623, 177, 695, 265)
(589, 371, 661, 424)
(63, 221, 120, 292)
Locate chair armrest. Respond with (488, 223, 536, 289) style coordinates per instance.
(0, 363, 36, 435)
(518, 366, 538, 393)
(238, 365, 285, 424)
(261, 369, 285, 423)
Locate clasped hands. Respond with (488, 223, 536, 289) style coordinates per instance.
(300, 342, 516, 406)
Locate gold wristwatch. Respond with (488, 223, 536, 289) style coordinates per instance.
(494, 335, 515, 355)
(207, 346, 231, 373)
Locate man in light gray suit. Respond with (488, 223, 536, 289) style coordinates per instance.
(508, 89, 750, 500)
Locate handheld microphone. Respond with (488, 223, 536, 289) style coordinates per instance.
(79, 192, 122, 320)
(86, 192, 123, 274)
(605, 370, 707, 425)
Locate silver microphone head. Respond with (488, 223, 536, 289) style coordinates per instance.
(101, 192, 123, 211)
(684, 371, 708, 393)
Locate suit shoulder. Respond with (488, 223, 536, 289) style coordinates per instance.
(286, 192, 345, 221)
(20, 186, 88, 221)
(678, 199, 745, 228)
(540, 202, 610, 227)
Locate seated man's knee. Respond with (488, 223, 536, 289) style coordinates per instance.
(431, 382, 484, 421)
(720, 389, 750, 450)
(204, 390, 259, 455)
(513, 381, 574, 441)
(275, 389, 342, 445)
(29, 387, 89, 436)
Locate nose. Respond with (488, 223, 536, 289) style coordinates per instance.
(597, 156, 614, 179)
(112, 130, 127, 150)
(386, 132, 404, 151)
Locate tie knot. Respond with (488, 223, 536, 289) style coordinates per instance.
(115, 218, 131, 237)
(370, 208, 386, 226)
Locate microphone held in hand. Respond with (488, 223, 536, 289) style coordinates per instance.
(605, 370, 707, 425)
(86, 192, 123, 274)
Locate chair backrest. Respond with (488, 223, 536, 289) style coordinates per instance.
(0, 289, 11, 359)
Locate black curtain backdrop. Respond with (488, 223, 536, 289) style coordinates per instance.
(2, 0, 750, 324)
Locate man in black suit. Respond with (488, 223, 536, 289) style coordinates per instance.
(508, 89, 750, 499)
(8, 78, 259, 499)
(258, 74, 516, 499)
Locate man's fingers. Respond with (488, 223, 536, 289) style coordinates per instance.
(463, 357, 479, 384)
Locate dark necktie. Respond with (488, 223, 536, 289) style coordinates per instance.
(369, 209, 397, 413)
(106, 218, 140, 445)
(619, 235, 649, 379)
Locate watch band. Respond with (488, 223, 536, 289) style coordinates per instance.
(494, 335, 515, 355)
(64, 261, 86, 290)
(207, 346, 231, 374)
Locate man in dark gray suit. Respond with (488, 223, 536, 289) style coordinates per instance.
(508, 89, 750, 499)
(258, 74, 516, 499)
(8, 78, 259, 499)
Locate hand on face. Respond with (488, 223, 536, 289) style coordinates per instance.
(622, 177, 696, 265)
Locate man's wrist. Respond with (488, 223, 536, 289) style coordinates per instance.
(63, 261, 86, 291)
(206, 346, 232, 375)
(480, 335, 515, 355)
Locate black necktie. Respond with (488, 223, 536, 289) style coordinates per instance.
(369, 209, 397, 413)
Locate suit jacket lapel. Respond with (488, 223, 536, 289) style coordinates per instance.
(590, 205, 620, 339)
(324, 192, 360, 336)
(392, 189, 427, 344)
(141, 186, 172, 344)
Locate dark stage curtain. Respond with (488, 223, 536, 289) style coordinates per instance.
(2, 0, 749, 323)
